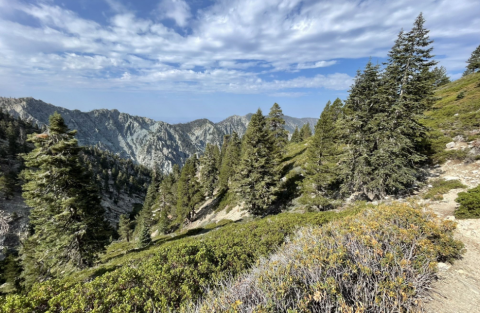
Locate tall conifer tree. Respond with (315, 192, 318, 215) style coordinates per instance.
(463, 44, 480, 76)
(200, 143, 220, 197)
(431, 66, 450, 87)
(234, 109, 278, 215)
(20, 112, 111, 288)
(118, 214, 133, 242)
(300, 101, 343, 210)
(267, 103, 289, 154)
(290, 126, 301, 143)
(219, 132, 241, 190)
(299, 123, 312, 141)
(342, 14, 436, 200)
(176, 155, 203, 222)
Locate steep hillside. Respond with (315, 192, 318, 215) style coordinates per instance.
(0, 97, 317, 172)
(424, 72, 480, 163)
(0, 111, 151, 258)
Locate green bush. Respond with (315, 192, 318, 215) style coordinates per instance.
(0, 209, 359, 312)
(423, 179, 466, 200)
(191, 203, 463, 312)
(455, 185, 480, 219)
(456, 90, 466, 100)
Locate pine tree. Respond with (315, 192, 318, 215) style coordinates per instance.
(267, 103, 289, 154)
(137, 223, 152, 248)
(463, 44, 480, 76)
(290, 126, 301, 143)
(176, 155, 203, 222)
(134, 170, 161, 236)
(341, 62, 383, 200)
(0, 171, 15, 200)
(118, 214, 133, 242)
(300, 101, 343, 210)
(156, 173, 177, 232)
(219, 132, 241, 190)
(6, 123, 17, 156)
(299, 123, 312, 141)
(220, 135, 231, 164)
(200, 143, 220, 197)
(431, 66, 450, 87)
(341, 14, 436, 200)
(233, 109, 278, 215)
(2, 253, 22, 293)
(19, 112, 112, 288)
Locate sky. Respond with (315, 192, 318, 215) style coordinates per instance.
(0, 0, 479, 123)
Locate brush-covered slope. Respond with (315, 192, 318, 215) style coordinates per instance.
(424, 72, 480, 163)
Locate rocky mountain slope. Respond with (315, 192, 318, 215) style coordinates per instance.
(0, 97, 317, 172)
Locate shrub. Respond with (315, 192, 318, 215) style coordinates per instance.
(190, 204, 463, 313)
(455, 185, 480, 219)
(423, 179, 466, 200)
(456, 90, 466, 100)
(0, 209, 359, 312)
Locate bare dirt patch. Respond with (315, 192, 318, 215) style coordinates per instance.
(423, 160, 480, 313)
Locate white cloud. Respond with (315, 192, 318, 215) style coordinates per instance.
(269, 92, 306, 98)
(0, 0, 478, 94)
(295, 61, 337, 70)
(104, 0, 128, 13)
(157, 0, 191, 27)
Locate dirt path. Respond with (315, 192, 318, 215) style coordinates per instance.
(423, 160, 480, 313)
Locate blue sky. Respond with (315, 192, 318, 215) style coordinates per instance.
(0, 0, 479, 123)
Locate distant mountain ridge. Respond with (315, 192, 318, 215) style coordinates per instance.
(0, 97, 317, 172)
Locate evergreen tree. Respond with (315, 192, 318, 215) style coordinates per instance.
(431, 66, 450, 87)
(299, 123, 312, 141)
(118, 214, 133, 242)
(200, 143, 220, 197)
(19, 112, 112, 288)
(463, 44, 480, 76)
(300, 101, 342, 210)
(0, 171, 15, 200)
(233, 109, 278, 215)
(134, 170, 161, 236)
(176, 155, 203, 222)
(267, 103, 289, 155)
(137, 224, 152, 248)
(6, 124, 17, 156)
(219, 132, 241, 190)
(2, 253, 22, 293)
(342, 14, 436, 200)
(220, 135, 231, 163)
(290, 126, 301, 143)
(156, 173, 178, 232)
(341, 62, 383, 200)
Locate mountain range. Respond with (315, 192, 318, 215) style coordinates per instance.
(0, 97, 317, 172)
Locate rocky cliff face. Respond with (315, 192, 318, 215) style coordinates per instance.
(0, 97, 317, 172)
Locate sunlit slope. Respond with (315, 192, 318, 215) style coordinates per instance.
(423, 72, 480, 162)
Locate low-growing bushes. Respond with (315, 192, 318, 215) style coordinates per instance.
(189, 203, 463, 313)
(455, 185, 480, 219)
(423, 178, 466, 200)
(0, 209, 358, 312)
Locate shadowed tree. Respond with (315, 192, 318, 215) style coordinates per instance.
(20, 112, 112, 288)
(233, 109, 279, 215)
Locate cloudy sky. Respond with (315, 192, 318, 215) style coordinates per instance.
(0, 0, 478, 123)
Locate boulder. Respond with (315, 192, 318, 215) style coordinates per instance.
(453, 135, 465, 142)
(446, 142, 455, 149)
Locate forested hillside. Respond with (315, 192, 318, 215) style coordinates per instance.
(0, 14, 479, 313)
(0, 110, 152, 262)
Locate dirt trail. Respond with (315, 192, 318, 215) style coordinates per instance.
(423, 160, 480, 313)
